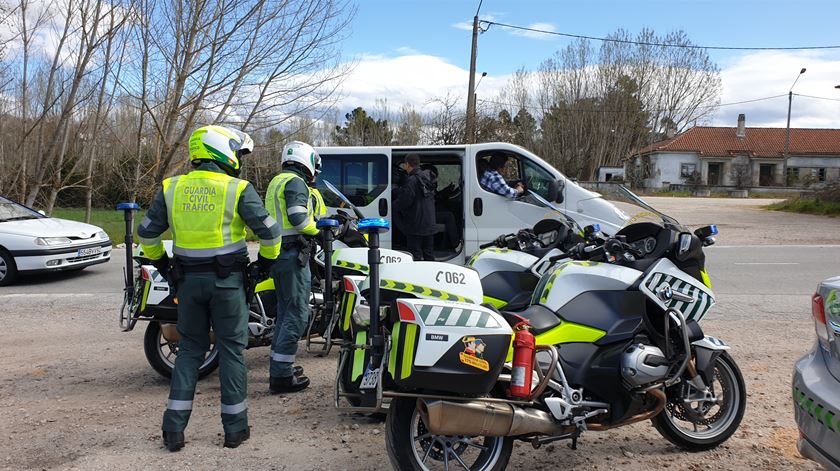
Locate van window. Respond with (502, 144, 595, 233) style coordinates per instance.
(522, 159, 554, 200)
(318, 154, 388, 207)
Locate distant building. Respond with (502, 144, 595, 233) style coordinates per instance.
(629, 114, 840, 189)
(597, 166, 624, 182)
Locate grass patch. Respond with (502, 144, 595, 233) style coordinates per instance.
(766, 198, 840, 216)
(51, 208, 151, 243)
(52, 208, 258, 243)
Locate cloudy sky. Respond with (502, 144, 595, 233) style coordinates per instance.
(332, 0, 840, 128)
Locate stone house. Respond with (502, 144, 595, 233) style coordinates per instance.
(629, 115, 840, 189)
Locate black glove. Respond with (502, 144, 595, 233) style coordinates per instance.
(257, 254, 275, 275)
(151, 253, 170, 278)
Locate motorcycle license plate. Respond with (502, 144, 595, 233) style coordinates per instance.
(359, 367, 379, 390)
(77, 247, 102, 257)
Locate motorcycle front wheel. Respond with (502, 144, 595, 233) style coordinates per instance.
(651, 351, 746, 451)
(143, 322, 220, 379)
(385, 397, 513, 471)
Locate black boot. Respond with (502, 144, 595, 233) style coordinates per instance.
(162, 431, 185, 452)
(293, 365, 304, 377)
(269, 374, 310, 394)
(223, 427, 250, 449)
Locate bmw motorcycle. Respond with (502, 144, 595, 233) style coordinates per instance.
(467, 197, 604, 312)
(337, 188, 745, 470)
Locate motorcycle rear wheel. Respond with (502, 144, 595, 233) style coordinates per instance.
(143, 322, 219, 379)
(385, 396, 513, 471)
(651, 351, 745, 451)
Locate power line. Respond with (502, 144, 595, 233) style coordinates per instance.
(476, 94, 788, 114)
(794, 93, 840, 102)
(475, 0, 484, 17)
(480, 21, 840, 51)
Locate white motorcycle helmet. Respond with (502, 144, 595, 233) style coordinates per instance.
(282, 141, 321, 180)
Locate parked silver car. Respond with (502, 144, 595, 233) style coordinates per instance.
(793, 276, 840, 471)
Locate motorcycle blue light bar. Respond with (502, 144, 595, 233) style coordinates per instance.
(709, 224, 718, 235)
(592, 223, 601, 232)
(116, 202, 141, 211)
(316, 218, 340, 229)
(358, 218, 390, 232)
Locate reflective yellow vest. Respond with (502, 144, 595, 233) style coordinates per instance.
(162, 170, 249, 258)
(265, 173, 317, 237)
(310, 187, 327, 218)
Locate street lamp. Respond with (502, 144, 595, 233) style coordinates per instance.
(783, 67, 807, 185)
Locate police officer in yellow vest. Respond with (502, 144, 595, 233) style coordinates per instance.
(138, 125, 282, 451)
(310, 186, 327, 219)
(265, 141, 321, 393)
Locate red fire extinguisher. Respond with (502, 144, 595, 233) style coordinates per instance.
(509, 320, 535, 399)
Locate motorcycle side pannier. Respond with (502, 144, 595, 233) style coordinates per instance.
(387, 299, 513, 396)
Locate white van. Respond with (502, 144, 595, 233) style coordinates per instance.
(314, 142, 626, 264)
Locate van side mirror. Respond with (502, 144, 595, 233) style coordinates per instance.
(551, 179, 564, 204)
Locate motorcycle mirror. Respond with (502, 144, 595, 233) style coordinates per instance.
(675, 232, 694, 261)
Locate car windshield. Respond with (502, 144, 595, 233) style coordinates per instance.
(0, 197, 43, 223)
(594, 185, 685, 231)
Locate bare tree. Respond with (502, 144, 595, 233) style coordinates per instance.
(118, 0, 354, 184)
(424, 92, 465, 145)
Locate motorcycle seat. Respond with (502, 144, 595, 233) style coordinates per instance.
(502, 304, 560, 335)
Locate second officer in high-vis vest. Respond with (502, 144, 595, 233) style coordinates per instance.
(138, 125, 282, 451)
(265, 141, 321, 393)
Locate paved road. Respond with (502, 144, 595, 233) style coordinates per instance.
(5, 243, 839, 299)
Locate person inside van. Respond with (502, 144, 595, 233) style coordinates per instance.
(393, 153, 437, 261)
(481, 154, 524, 198)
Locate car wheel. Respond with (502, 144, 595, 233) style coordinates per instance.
(0, 249, 19, 286)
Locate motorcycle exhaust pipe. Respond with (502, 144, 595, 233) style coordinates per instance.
(418, 399, 573, 437)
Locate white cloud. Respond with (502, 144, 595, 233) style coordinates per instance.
(712, 51, 840, 128)
(332, 53, 508, 115)
(509, 22, 557, 41)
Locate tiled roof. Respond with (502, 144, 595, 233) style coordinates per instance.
(636, 127, 840, 159)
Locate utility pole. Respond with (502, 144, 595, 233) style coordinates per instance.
(783, 68, 806, 186)
(465, 15, 479, 143)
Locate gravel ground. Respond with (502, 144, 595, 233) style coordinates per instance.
(1, 197, 837, 470)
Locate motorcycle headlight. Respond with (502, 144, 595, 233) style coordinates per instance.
(96, 231, 109, 240)
(35, 236, 73, 246)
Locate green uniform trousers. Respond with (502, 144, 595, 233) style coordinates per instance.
(269, 248, 311, 378)
(162, 272, 249, 434)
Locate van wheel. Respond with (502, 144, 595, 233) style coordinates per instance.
(0, 249, 18, 286)
(143, 322, 219, 379)
(386, 397, 513, 471)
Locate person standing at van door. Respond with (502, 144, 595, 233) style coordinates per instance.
(264, 141, 321, 394)
(394, 153, 437, 261)
(481, 154, 524, 198)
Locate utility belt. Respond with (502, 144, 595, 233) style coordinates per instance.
(282, 235, 314, 267)
(168, 254, 247, 286)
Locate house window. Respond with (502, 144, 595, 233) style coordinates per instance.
(818, 168, 826, 182)
(680, 163, 696, 178)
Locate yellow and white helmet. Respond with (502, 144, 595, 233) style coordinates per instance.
(189, 125, 254, 176)
(282, 141, 321, 180)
